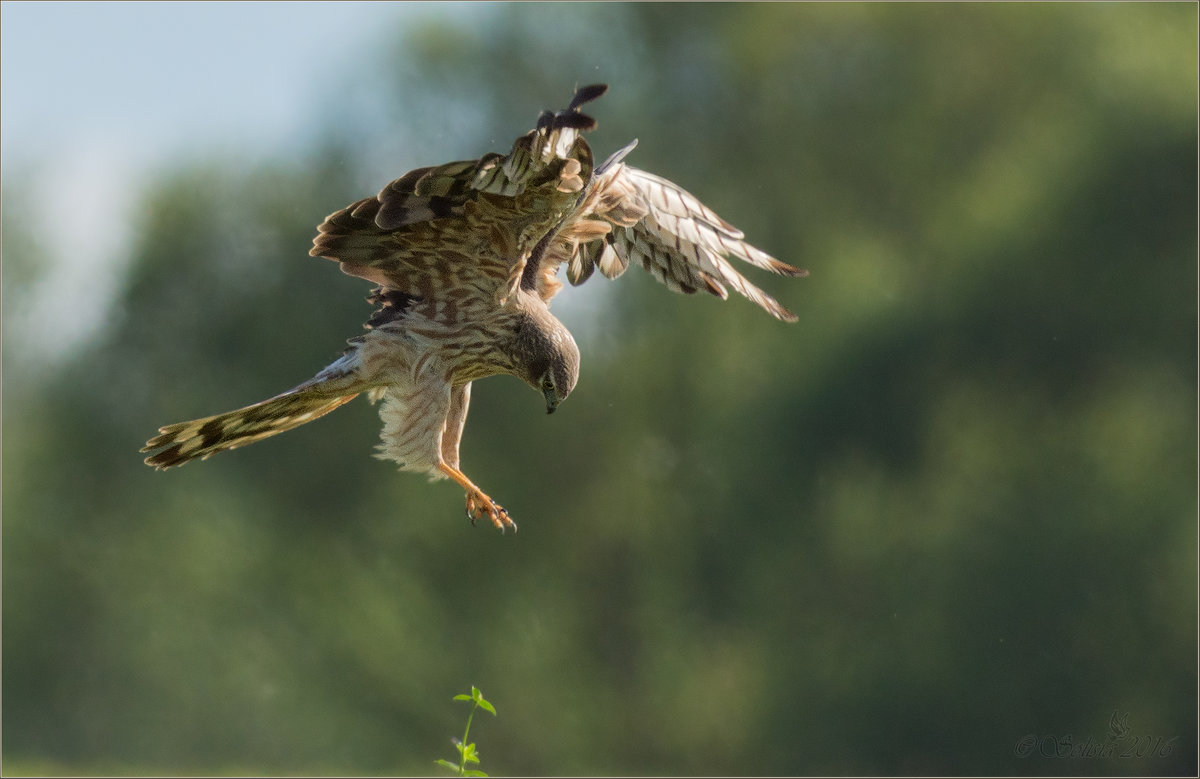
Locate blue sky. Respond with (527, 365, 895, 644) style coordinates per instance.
(1, 1, 465, 163)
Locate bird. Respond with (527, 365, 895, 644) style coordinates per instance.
(141, 84, 806, 533)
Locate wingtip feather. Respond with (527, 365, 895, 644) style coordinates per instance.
(769, 260, 809, 278)
(569, 83, 609, 110)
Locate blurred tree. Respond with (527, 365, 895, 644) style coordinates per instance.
(3, 3, 1195, 776)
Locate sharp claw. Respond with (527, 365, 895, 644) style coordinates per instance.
(463, 491, 515, 532)
(496, 506, 517, 534)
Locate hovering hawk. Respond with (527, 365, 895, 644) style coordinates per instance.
(142, 84, 806, 532)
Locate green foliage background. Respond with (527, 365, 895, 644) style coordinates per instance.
(3, 4, 1196, 776)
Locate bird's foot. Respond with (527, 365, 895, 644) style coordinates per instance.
(439, 462, 516, 533)
(465, 489, 516, 533)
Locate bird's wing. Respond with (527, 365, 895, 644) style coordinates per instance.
(534, 157, 807, 322)
(310, 85, 608, 313)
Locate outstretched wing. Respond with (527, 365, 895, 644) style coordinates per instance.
(534, 152, 807, 322)
(310, 85, 609, 312)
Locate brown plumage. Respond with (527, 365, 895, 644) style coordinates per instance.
(141, 84, 806, 532)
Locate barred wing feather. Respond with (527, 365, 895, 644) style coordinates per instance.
(556, 164, 807, 322)
(310, 86, 606, 300)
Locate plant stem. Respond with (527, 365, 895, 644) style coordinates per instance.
(458, 702, 477, 776)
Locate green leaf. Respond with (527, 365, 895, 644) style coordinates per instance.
(440, 687, 498, 776)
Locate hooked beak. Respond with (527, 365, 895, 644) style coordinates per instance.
(544, 387, 558, 415)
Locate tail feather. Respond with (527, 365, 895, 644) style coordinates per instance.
(142, 389, 358, 470)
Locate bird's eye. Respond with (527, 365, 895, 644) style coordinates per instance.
(541, 375, 555, 392)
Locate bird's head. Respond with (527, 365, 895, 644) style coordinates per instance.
(511, 304, 580, 414)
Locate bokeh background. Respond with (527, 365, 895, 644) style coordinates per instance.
(3, 2, 1196, 776)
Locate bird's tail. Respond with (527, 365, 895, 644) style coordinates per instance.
(142, 359, 363, 470)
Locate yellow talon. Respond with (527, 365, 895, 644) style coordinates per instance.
(442, 463, 517, 533)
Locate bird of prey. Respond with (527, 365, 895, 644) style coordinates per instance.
(142, 84, 806, 532)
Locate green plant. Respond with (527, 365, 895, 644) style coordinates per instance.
(435, 686, 498, 777)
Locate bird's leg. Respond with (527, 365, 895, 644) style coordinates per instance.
(437, 462, 516, 533)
